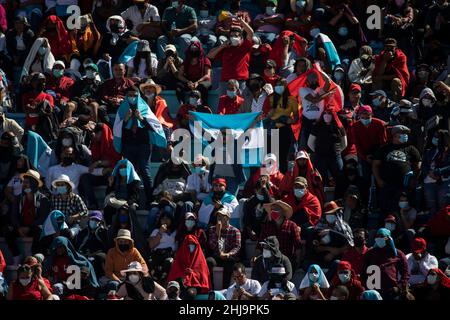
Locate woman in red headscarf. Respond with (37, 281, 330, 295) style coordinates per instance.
(412, 268, 450, 300)
(176, 41, 212, 105)
(280, 150, 324, 205)
(330, 260, 365, 300)
(167, 235, 211, 293)
(39, 15, 75, 62)
(90, 123, 121, 169)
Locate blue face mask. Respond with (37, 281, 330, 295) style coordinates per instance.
(227, 90, 237, 99)
(256, 193, 265, 201)
(296, 0, 306, 8)
(399, 134, 408, 144)
(360, 118, 372, 126)
(89, 220, 99, 229)
(193, 166, 205, 174)
(375, 238, 386, 248)
(274, 86, 285, 95)
(294, 188, 306, 199)
(432, 137, 439, 146)
(338, 27, 348, 37)
(372, 97, 382, 107)
(128, 96, 137, 105)
(119, 168, 127, 177)
(56, 186, 67, 194)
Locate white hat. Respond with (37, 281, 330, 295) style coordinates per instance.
(115, 229, 134, 243)
(164, 44, 177, 53)
(185, 212, 196, 220)
(295, 150, 309, 160)
(120, 261, 143, 276)
(53, 60, 66, 69)
(52, 174, 75, 190)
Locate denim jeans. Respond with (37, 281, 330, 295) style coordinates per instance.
(313, 154, 344, 185)
(299, 116, 315, 151)
(157, 34, 199, 60)
(123, 143, 153, 204)
(423, 182, 450, 216)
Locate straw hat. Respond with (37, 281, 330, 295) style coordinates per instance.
(20, 169, 43, 187)
(115, 229, 134, 243)
(263, 200, 293, 219)
(51, 174, 75, 190)
(139, 79, 162, 95)
(120, 261, 144, 276)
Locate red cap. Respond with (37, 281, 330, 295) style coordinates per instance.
(213, 178, 227, 187)
(357, 105, 373, 115)
(337, 260, 352, 271)
(350, 83, 362, 93)
(385, 214, 396, 222)
(324, 201, 342, 214)
(412, 237, 427, 254)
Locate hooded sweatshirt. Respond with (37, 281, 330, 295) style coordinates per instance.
(105, 240, 148, 281)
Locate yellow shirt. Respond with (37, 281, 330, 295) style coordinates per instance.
(268, 95, 299, 128)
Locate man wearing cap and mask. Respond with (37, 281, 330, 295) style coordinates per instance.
(373, 125, 421, 215)
(206, 207, 241, 289)
(369, 89, 397, 123)
(157, 0, 198, 60)
(406, 237, 439, 286)
(156, 44, 183, 90)
(392, 99, 425, 152)
(283, 176, 321, 229)
(208, 18, 254, 95)
(259, 201, 301, 268)
(239, 73, 272, 113)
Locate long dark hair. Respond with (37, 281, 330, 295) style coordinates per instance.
(271, 78, 289, 109)
(133, 51, 154, 78)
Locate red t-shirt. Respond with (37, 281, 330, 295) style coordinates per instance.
(217, 95, 244, 115)
(46, 75, 75, 103)
(351, 118, 387, 161)
(216, 39, 253, 81)
(184, 58, 212, 82)
(22, 91, 54, 127)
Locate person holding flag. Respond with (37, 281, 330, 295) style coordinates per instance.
(113, 85, 167, 206)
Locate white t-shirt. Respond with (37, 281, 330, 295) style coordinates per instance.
(121, 4, 160, 33)
(7, 174, 23, 196)
(258, 280, 298, 298)
(226, 279, 262, 300)
(150, 229, 177, 251)
(127, 57, 158, 78)
(299, 87, 325, 120)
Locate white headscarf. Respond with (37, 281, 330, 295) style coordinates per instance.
(299, 264, 330, 290)
(106, 15, 127, 46)
(21, 37, 55, 81)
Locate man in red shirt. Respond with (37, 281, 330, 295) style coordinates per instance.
(22, 72, 54, 129)
(217, 79, 244, 114)
(45, 60, 75, 120)
(207, 18, 254, 95)
(341, 228, 369, 277)
(351, 105, 387, 200)
(283, 176, 321, 229)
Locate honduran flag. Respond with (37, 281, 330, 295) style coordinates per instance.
(308, 33, 341, 71)
(118, 40, 139, 64)
(189, 111, 265, 166)
(113, 94, 167, 153)
(26, 131, 52, 178)
(287, 63, 344, 140)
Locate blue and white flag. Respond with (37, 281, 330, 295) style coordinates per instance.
(189, 112, 265, 166)
(308, 33, 341, 71)
(26, 131, 52, 178)
(113, 95, 167, 153)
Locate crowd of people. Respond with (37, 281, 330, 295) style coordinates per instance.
(0, 0, 449, 301)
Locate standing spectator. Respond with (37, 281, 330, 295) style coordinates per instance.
(156, 44, 183, 90)
(217, 79, 244, 115)
(97, 63, 135, 112)
(406, 238, 439, 286)
(253, 0, 285, 44)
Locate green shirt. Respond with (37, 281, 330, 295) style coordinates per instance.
(162, 5, 197, 30)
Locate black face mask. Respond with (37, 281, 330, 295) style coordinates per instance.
(110, 25, 121, 33)
(190, 50, 200, 58)
(248, 82, 261, 92)
(167, 291, 178, 299)
(118, 244, 130, 252)
(270, 275, 283, 283)
(136, 3, 146, 9)
(17, 167, 27, 174)
(354, 237, 365, 247)
(62, 157, 74, 166)
(35, 83, 45, 92)
(309, 82, 319, 90)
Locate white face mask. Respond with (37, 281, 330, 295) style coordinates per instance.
(185, 220, 195, 230)
(19, 278, 32, 286)
(334, 72, 344, 81)
(338, 272, 351, 283)
(262, 249, 272, 258)
(256, 193, 265, 201)
(309, 273, 319, 282)
(310, 28, 320, 38)
(85, 70, 96, 79)
(62, 138, 73, 147)
(265, 6, 276, 15)
(323, 114, 333, 123)
(189, 97, 199, 105)
(329, 296, 339, 300)
(145, 93, 155, 100)
(188, 244, 196, 253)
(274, 86, 285, 95)
(375, 238, 386, 248)
(230, 36, 241, 46)
(427, 274, 438, 285)
(422, 98, 433, 107)
(128, 274, 140, 284)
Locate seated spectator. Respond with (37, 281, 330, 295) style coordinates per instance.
(217, 79, 244, 115)
(126, 40, 157, 81)
(0, 106, 24, 141)
(148, 209, 177, 282)
(407, 238, 439, 286)
(341, 228, 369, 277)
(157, 1, 198, 60)
(175, 212, 208, 251)
(117, 261, 167, 300)
(105, 229, 149, 284)
(215, 0, 252, 45)
(251, 236, 293, 284)
(22, 72, 54, 130)
(269, 31, 307, 78)
(6, 16, 35, 78)
(198, 178, 239, 229)
(75, 211, 109, 279)
(286, 57, 312, 84)
(152, 158, 191, 202)
(176, 41, 211, 104)
(6, 169, 49, 264)
(98, 15, 138, 64)
(348, 46, 375, 88)
(226, 262, 261, 300)
(253, 0, 285, 45)
(372, 38, 410, 102)
(104, 159, 141, 225)
(176, 90, 212, 130)
(412, 268, 450, 300)
(121, 0, 161, 36)
(341, 186, 367, 229)
(7, 264, 53, 300)
(284, 0, 314, 34)
(156, 44, 183, 91)
(195, 1, 217, 53)
(168, 234, 211, 294)
(329, 261, 365, 300)
(185, 154, 211, 202)
(39, 210, 72, 253)
(259, 201, 301, 267)
(20, 38, 55, 82)
(299, 264, 329, 300)
(283, 177, 322, 229)
(243, 153, 284, 198)
(206, 207, 242, 289)
(258, 266, 298, 300)
(43, 236, 99, 291)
